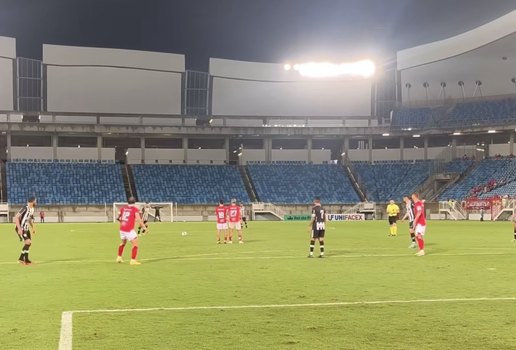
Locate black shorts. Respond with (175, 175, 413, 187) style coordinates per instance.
(388, 216, 397, 225)
(242, 216, 247, 221)
(311, 230, 325, 239)
(14, 227, 31, 240)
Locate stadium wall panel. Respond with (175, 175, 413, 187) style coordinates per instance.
(210, 58, 371, 117)
(44, 45, 185, 115)
(0, 36, 15, 111)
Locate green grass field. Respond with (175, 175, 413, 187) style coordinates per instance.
(1, 220, 516, 350)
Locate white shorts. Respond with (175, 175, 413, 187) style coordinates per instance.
(120, 230, 137, 241)
(228, 222, 242, 230)
(217, 223, 228, 230)
(415, 224, 426, 236)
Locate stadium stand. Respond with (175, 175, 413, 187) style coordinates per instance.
(391, 98, 516, 129)
(132, 165, 250, 204)
(442, 159, 475, 175)
(6, 162, 126, 204)
(247, 163, 360, 204)
(440, 158, 516, 200)
(352, 160, 434, 202)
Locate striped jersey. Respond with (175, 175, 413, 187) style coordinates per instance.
(18, 205, 34, 231)
(141, 205, 150, 221)
(405, 201, 415, 223)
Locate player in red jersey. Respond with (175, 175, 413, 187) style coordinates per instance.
(411, 192, 426, 256)
(116, 197, 147, 265)
(228, 199, 244, 244)
(215, 200, 228, 244)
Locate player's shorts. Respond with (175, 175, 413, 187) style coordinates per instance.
(217, 223, 228, 230)
(311, 229, 326, 239)
(388, 216, 397, 225)
(228, 222, 242, 230)
(120, 230, 138, 241)
(16, 228, 31, 241)
(415, 224, 426, 236)
(409, 221, 414, 230)
(242, 216, 247, 222)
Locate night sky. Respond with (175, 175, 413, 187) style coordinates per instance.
(0, 0, 515, 70)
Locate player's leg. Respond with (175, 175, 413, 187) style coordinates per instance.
(392, 217, 398, 236)
(129, 234, 141, 265)
(308, 230, 316, 257)
(237, 223, 243, 243)
(415, 225, 425, 256)
(18, 232, 32, 264)
(117, 236, 127, 263)
(318, 232, 326, 257)
(243, 217, 248, 228)
(512, 221, 516, 242)
(216, 228, 221, 244)
(408, 223, 416, 248)
(228, 223, 234, 243)
(388, 217, 393, 236)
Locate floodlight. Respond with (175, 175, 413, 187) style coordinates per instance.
(291, 59, 376, 78)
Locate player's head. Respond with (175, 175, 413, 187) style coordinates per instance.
(389, 199, 395, 205)
(240, 203, 244, 207)
(27, 196, 37, 207)
(128, 197, 136, 205)
(219, 199, 224, 205)
(231, 198, 236, 205)
(313, 197, 321, 205)
(403, 195, 411, 203)
(411, 192, 420, 201)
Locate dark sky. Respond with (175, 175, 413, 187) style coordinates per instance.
(0, 0, 515, 70)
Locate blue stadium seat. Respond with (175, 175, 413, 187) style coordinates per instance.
(392, 98, 516, 129)
(6, 162, 126, 205)
(247, 164, 359, 204)
(132, 165, 250, 204)
(440, 158, 516, 200)
(352, 161, 434, 202)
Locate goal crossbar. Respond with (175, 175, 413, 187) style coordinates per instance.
(112, 202, 175, 223)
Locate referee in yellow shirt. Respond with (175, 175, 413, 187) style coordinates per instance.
(386, 200, 400, 236)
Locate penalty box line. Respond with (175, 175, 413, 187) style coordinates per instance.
(58, 296, 516, 350)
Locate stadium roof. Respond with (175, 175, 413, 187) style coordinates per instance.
(0, 0, 516, 69)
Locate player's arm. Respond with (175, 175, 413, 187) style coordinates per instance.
(29, 215, 36, 234)
(307, 212, 315, 232)
(15, 212, 23, 238)
(401, 209, 409, 222)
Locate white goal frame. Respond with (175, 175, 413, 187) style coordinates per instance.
(112, 202, 175, 223)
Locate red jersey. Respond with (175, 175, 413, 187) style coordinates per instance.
(215, 205, 228, 224)
(228, 205, 241, 223)
(119, 205, 140, 232)
(414, 200, 426, 226)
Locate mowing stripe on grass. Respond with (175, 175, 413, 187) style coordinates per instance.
(2, 250, 516, 266)
(59, 297, 516, 350)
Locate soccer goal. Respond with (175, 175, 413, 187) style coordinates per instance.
(112, 202, 175, 223)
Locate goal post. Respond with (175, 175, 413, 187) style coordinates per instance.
(112, 202, 175, 223)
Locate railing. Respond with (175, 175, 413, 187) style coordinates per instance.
(438, 201, 467, 220)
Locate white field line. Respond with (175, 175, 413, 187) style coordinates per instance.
(59, 297, 516, 350)
(2, 250, 515, 266)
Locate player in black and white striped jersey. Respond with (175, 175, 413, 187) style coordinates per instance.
(138, 202, 151, 236)
(15, 197, 37, 265)
(240, 203, 248, 228)
(401, 195, 417, 249)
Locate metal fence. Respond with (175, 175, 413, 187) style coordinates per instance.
(184, 70, 209, 116)
(16, 57, 43, 113)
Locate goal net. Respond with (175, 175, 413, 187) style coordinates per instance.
(112, 202, 175, 223)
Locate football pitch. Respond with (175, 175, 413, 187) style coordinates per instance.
(1, 220, 516, 350)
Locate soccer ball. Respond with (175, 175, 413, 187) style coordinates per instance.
(181, 231, 188, 236)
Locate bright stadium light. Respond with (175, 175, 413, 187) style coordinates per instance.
(284, 64, 292, 71)
(413, 134, 421, 138)
(488, 130, 497, 133)
(291, 59, 376, 78)
(382, 133, 390, 137)
(452, 132, 462, 136)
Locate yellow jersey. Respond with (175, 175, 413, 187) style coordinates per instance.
(386, 204, 400, 217)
